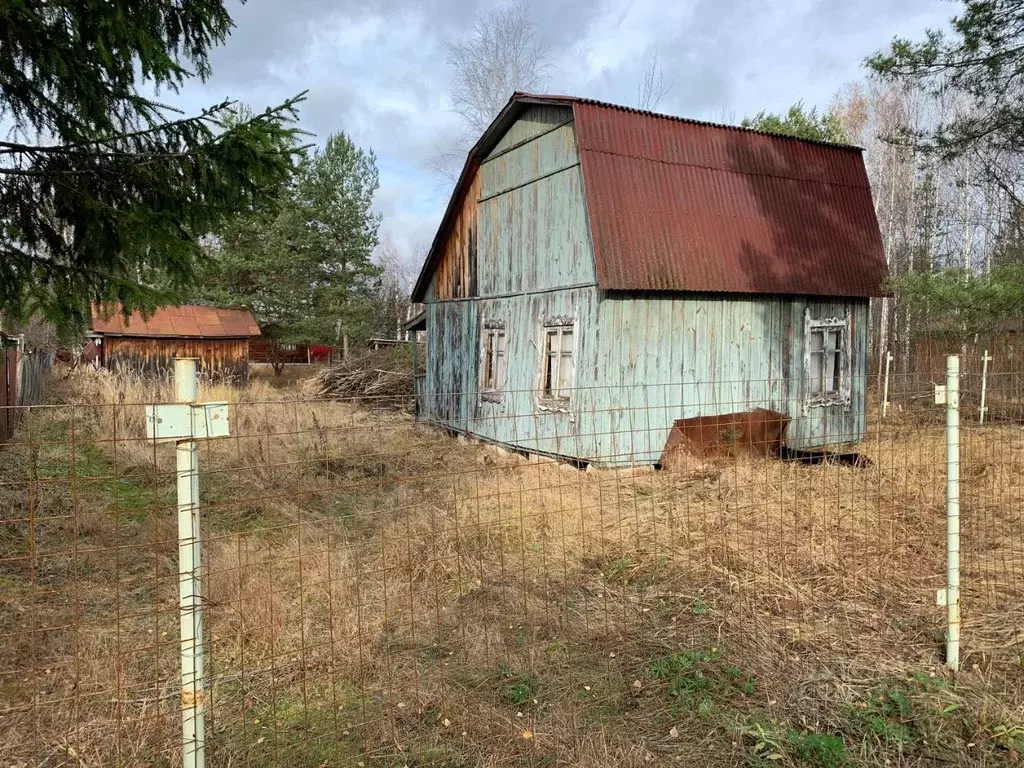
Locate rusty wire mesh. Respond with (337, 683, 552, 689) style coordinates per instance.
(1, 365, 1023, 767)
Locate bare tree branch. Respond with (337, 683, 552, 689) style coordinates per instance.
(443, 2, 549, 135)
(636, 50, 673, 112)
(426, 134, 470, 190)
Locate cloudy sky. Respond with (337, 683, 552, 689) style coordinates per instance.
(167, 0, 953, 274)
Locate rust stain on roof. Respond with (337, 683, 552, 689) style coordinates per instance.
(571, 100, 887, 297)
(91, 305, 261, 338)
(412, 93, 888, 300)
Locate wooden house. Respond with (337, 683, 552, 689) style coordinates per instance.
(89, 305, 261, 382)
(411, 93, 888, 465)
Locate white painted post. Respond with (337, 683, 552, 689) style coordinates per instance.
(945, 354, 961, 671)
(175, 358, 205, 768)
(146, 366, 230, 768)
(882, 350, 893, 419)
(979, 349, 992, 424)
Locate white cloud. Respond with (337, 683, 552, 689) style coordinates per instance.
(165, 0, 954, 268)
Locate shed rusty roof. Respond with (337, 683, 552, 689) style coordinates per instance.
(90, 305, 261, 338)
(412, 93, 887, 300)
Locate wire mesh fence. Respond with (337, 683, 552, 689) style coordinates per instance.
(1, 365, 1023, 767)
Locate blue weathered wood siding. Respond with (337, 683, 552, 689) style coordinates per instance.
(422, 105, 871, 464)
(589, 295, 869, 463)
(423, 105, 602, 458)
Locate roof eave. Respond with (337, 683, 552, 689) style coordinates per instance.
(94, 332, 253, 340)
(404, 309, 427, 331)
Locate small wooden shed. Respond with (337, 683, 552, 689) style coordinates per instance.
(89, 305, 261, 382)
(411, 93, 889, 465)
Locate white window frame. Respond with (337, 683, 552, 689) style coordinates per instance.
(480, 319, 507, 403)
(537, 315, 575, 412)
(803, 307, 852, 409)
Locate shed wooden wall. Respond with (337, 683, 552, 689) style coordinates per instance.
(431, 173, 481, 300)
(421, 105, 872, 464)
(103, 337, 250, 382)
(590, 295, 869, 462)
(423, 104, 600, 458)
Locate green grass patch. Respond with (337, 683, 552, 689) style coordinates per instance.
(848, 682, 914, 746)
(691, 594, 711, 616)
(225, 693, 364, 768)
(844, 673, 956, 749)
(743, 721, 851, 767)
(786, 728, 849, 767)
(646, 647, 756, 717)
(33, 417, 173, 524)
(498, 660, 540, 707)
(834, 672, 1012, 762)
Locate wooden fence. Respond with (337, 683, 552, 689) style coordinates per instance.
(1, 345, 52, 441)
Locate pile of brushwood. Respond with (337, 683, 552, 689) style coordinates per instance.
(306, 348, 416, 410)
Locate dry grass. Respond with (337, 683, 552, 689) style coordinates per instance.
(2, 366, 1024, 767)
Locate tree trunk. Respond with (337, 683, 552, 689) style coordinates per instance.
(876, 154, 898, 386)
(270, 339, 286, 376)
(900, 148, 917, 375)
(395, 288, 402, 341)
(962, 183, 973, 270)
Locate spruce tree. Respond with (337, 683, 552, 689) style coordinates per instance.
(0, 1, 304, 334)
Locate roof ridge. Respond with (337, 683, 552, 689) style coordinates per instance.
(513, 92, 864, 152)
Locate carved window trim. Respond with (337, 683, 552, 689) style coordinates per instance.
(480, 319, 507, 403)
(537, 317, 575, 412)
(803, 307, 852, 411)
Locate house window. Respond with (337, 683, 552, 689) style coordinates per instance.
(805, 309, 851, 407)
(541, 320, 574, 403)
(481, 321, 507, 401)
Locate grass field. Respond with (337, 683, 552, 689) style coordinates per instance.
(1, 366, 1023, 767)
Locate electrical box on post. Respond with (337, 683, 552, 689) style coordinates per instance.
(146, 402, 230, 442)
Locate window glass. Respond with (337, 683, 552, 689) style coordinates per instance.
(805, 314, 848, 402)
(808, 331, 824, 393)
(481, 326, 507, 393)
(495, 332, 506, 389)
(557, 329, 574, 393)
(542, 325, 573, 400)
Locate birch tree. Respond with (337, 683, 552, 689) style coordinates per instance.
(446, 2, 549, 134)
(867, 0, 1024, 184)
(374, 234, 417, 340)
(432, 2, 549, 183)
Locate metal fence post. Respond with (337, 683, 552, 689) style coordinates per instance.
(945, 354, 961, 671)
(882, 350, 893, 419)
(979, 349, 991, 424)
(175, 358, 205, 768)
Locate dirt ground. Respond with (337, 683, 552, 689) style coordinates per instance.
(1, 366, 1023, 767)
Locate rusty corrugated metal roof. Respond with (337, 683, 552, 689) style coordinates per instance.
(412, 93, 888, 300)
(570, 99, 887, 296)
(90, 304, 261, 338)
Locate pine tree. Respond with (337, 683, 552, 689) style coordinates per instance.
(198, 132, 382, 373)
(741, 102, 849, 143)
(0, 1, 305, 335)
(868, 0, 1024, 165)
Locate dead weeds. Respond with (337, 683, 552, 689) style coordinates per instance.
(0, 367, 1023, 766)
